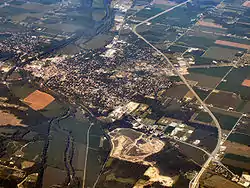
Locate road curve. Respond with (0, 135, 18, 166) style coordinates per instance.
(131, 2, 222, 188)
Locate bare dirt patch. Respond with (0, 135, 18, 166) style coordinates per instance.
(0, 110, 26, 127)
(243, 0, 250, 7)
(198, 20, 223, 29)
(23, 90, 55, 110)
(215, 40, 250, 50)
(109, 128, 165, 163)
(223, 141, 250, 158)
(205, 90, 241, 110)
(241, 79, 250, 87)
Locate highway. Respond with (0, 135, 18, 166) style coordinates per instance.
(131, 2, 222, 188)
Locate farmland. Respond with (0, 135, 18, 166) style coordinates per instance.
(23, 90, 55, 111)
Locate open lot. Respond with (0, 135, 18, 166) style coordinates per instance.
(109, 128, 165, 163)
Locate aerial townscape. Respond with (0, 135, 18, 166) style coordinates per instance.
(0, 0, 250, 187)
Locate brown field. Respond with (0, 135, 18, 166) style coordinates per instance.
(241, 79, 250, 87)
(201, 173, 242, 188)
(215, 40, 250, 50)
(222, 158, 250, 170)
(243, 0, 250, 7)
(205, 90, 241, 110)
(185, 73, 221, 88)
(42, 167, 67, 188)
(0, 110, 26, 127)
(23, 90, 55, 110)
(223, 141, 250, 158)
(198, 20, 223, 29)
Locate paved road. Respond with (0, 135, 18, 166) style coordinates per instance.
(81, 122, 94, 188)
(131, 2, 222, 188)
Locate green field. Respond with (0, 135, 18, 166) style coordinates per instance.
(193, 87, 211, 100)
(178, 35, 215, 49)
(217, 67, 250, 99)
(228, 133, 250, 146)
(202, 46, 239, 61)
(195, 112, 213, 123)
(188, 66, 231, 77)
(224, 153, 250, 163)
(195, 111, 239, 130)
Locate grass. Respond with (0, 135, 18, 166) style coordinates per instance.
(193, 87, 210, 100)
(195, 112, 213, 123)
(105, 158, 114, 168)
(106, 173, 136, 184)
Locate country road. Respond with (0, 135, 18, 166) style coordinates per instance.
(131, 1, 222, 187)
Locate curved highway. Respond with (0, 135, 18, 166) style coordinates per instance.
(131, 2, 222, 188)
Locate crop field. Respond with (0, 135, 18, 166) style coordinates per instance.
(241, 79, 250, 87)
(215, 40, 250, 50)
(23, 90, 55, 111)
(46, 130, 66, 168)
(243, 1, 250, 7)
(187, 128, 218, 152)
(185, 73, 221, 88)
(223, 141, 250, 158)
(39, 100, 66, 118)
(188, 66, 231, 77)
(22, 141, 44, 162)
(217, 67, 250, 99)
(228, 133, 250, 146)
(178, 35, 215, 49)
(10, 83, 36, 99)
(235, 117, 250, 134)
(197, 20, 224, 29)
(241, 101, 250, 113)
(185, 66, 231, 89)
(205, 91, 242, 110)
(164, 84, 189, 100)
(202, 46, 239, 61)
(200, 173, 242, 188)
(96, 158, 148, 188)
(194, 111, 239, 130)
(42, 166, 68, 188)
(222, 153, 250, 171)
